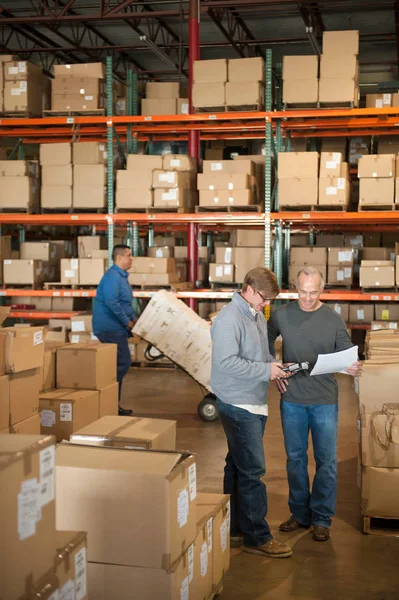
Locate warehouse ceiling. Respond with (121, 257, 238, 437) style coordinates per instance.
(0, 0, 396, 89)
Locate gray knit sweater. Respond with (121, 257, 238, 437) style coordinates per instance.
(210, 292, 275, 406)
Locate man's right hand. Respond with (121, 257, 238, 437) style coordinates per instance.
(127, 320, 134, 330)
(270, 362, 289, 381)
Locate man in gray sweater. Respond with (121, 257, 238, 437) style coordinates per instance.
(211, 267, 293, 559)
(268, 266, 362, 542)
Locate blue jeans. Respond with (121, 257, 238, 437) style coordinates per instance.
(280, 400, 338, 528)
(96, 331, 132, 404)
(216, 399, 272, 547)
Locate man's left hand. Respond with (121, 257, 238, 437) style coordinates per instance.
(345, 361, 363, 377)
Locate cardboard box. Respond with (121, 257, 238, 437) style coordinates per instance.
(0, 434, 56, 600)
(40, 347, 57, 392)
(40, 142, 71, 166)
(148, 246, 174, 259)
(70, 314, 93, 333)
(374, 304, 399, 321)
(282, 55, 319, 80)
(56, 444, 197, 568)
(366, 93, 392, 108)
(74, 164, 106, 186)
(358, 362, 399, 414)
(52, 92, 105, 110)
(0, 374, 9, 431)
(328, 302, 350, 322)
(28, 570, 59, 599)
(177, 98, 189, 114)
(117, 169, 153, 191)
(327, 266, 353, 285)
(319, 152, 344, 178)
(360, 466, 399, 517)
(349, 304, 375, 323)
(283, 79, 319, 104)
(152, 170, 193, 189)
(320, 54, 358, 79)
(359, 178, 395, 205)
(290, 247, 327, 266)
(78, 235, 107, 259)
(0, 159, 38, 177)
(344, 233, 364, 248)
(79, 259, 107, 285)
(153, 188, 197, 211)
(209, 264, 235, 283)
(69, 332, 98, 345)
(228, 57, 264, 82)
(360, 264, 395, 288)
(39, 388, 99, 442)
(4, 80, 45, 115)
(9, 368, 40, 426)
(328, 248, 354, 266)
(53, 75, 104, 96)
(0, 176, 39, 211)
(231, 229, 265, 247)
(193, 82, 225, 108)
(360, 248, 392, 262)
(91, 250, 109, 260)
(98, 382, 118, 418)
(318, 77, 359, 104)
(42, 164, 73, 186)
(322, 30, 359, 56)
(55, 530, 88, 600)
(288, 265, 326, 287)
(73, 141, 107, 165)
(173, 246, 209, 261)
(141, 98, 177, 116)
(234, 247, 264, 266)
(321, 138, 347, 154)
(226, 81, 264, 107)
(130, 257, 176, 275)
(128, 272, 180, 286)
(235, 264, 262, 284)
(53, 62, 105, 78)
(57, 344, 117, 390)
(215, 247, 236, 264)
(278, 152, 319, 179)
(116, 188, 153, 209)
(197, 173, 250, 191)
(358, 155, 396, 179)
(1, 326, 44, 374)
(318, 177, 350, 206)
(198, 188, 253, 208)
(279, 178, 318, 206)
(61, 258, 79, 285)
(193, 59, 228, 83)
(73, 185, 106, 209)
(41, 185, 72, 209)
(145, 82, 180, 99)
(163, 154, 197, 172)
(358, 412, 399, 468)
(202, 159, 254, 176)
(126, 154, 163, 171)
(71, 415, 176, 450)
(4, 412, 41, 435)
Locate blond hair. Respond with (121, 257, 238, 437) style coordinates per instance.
(242, 267, 280, 298)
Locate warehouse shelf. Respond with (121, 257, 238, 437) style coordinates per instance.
(8, 310, 84, 319)
(0, 289, 96, 298)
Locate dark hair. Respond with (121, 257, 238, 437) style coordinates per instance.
(242, 267, 280, 298)
(112, 244, 131, 261)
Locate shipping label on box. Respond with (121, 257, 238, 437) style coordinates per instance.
(328, 247, 354, 266)
(55, 530, 88, 600)
(327, 266, 353, 285)
(39, 388, 99, 442)
(349, 304, 374, 324)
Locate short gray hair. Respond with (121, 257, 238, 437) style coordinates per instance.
(295, 266, 325, 289)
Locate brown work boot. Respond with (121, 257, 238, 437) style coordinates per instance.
(312, 526, 330, 542)
(243, 538, 293, 558)
(280, 516, 310, 532)
(230, 535, 243, 548)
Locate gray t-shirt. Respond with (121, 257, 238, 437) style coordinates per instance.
(268, 302, 353, 405)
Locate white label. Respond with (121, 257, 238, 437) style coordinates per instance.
(40, 445, 55, 507)
(8, 66, 18, 75)
(226, 500, 231, 530)
(326, 187, 337, 196)
(75, 546, 87, 600)
(99, 144, 105, 151)
(344, 267, 352, 278)
(338, 251, 352, 263)
(71, 335, 80, 344)
(216, 266, 223, 277)
(4, 260, 11, 265)
(383, 93, 391, 105)
(332, 153, 341, 163)
(326, 161, 337, 170)
(224, 265, 233, 276)
(79, 88, 86, 95)
(376, 99, 383, 108)
(208, 184, 215, 191)
(11, 88, 21, 96)
(211, 163, 222, 171)
(156, 249, 163, 258)
(18, 478, 41, 541)
(60, 580, 74, 600)
(389, 322, 398, 329)
(162, 189, 178, 201)
(181, 103, 189, 114)
(228, 196, 234, 204)
(71, 259, 79, 269)
(188, 464, 197, 501)
(71, 320, 85, 332)
(85, 95, 93, 100)
(225, 248, 232, 262)
(220, 519, 228, 553)
(20, 81, 27, 92)
(41, 409, 56, 428)
(60, 403, 73, 422)
(200, 541, 208, 577)
(357, 309, 365, 320)
(177, 488, 189, 528)
(372, 172, 377, 177)
(334, 304, 341, 315)
(65, 270, 76, 278)
(170, 159, 180, 167)
(337, 270, 344, 281)
(180, 577, 189, 600)
(207, 518, 213, 552)
(188, 544, 194, 583)
(228, 182, 234, 190)
(91, 333, 98, 341)
(212, 195, 219, 204)
(33, 330, 43, 346)
(337, 178, 345, 190)
(18, 61, 26, 73)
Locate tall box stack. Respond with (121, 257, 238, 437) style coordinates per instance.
(319, 30, 359, 106)
(327, 247, 354, 286)
(318, 152, 351, 208)
(52, 62, 105, 111)
(278, 152, 319, 208)
(116, 154, 163, 210)
(358, 154, 396, 208)
(142, 82, 179, 116)
(289, 247, 327, 287)
(4, 60, 49, 115)
(211, 228, 265, 285)
(282, 56, 319, 105)
(0, 159, 40, 211)
(128, 256, 182, 287)
(40, 142, 72, 210)
(193, 59, 227, 109)
(198, 159, 256, 208)
(226, 57, 265, 108)
(153, 154, 198, 211)
(72, 142, 107, 209)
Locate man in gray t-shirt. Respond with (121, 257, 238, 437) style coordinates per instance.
(268, 266, 362, 542)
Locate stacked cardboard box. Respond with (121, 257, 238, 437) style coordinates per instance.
(172, 244, 210, 284)
(41, 142, 72, 209)
(116, 154, 162, 210)
(0, 235, 11, 283)
(193, 59, 227, 109)
(319, 152, 351, 208)
(360, 260, 395, 289)
(211, 229, 265, 285)
(278, 152, 319, 207)
(327, 247, 354, 286)
(319, 30, 359, 105)
(52, 62, 105, 111)
(0, 159, 40, 211)
(198, 159, 257, 208)
(39, 343, 118, 442)
(3, 59, 50, 115)
(128, 256, 183, 287)
(153, 154, 198, 211)
(142, 82, 181, 116)
(72, 142, 107, 209)
(226, 57, 265, 107)
(282, 55, 319, 105)
(289, 247, 327, 288)
(366, 93, 396, 109)
(358, 154, 396, 207)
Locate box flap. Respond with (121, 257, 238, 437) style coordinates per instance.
(0, 306, 10, 326)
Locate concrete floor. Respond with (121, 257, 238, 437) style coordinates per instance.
(122, 367, 399, 600)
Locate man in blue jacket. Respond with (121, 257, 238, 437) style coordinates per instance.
(93, 244, 134, 416)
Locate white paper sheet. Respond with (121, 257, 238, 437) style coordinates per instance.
(310, 346, 358, 377)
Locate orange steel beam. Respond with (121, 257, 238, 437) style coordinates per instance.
(291, 129, 399, 138)
(281, 118, 399, 131)
(0, 289, 97, 298)
(272, 107, 399, 119)
(9, 311, 84, 319)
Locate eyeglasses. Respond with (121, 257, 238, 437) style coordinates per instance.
(256, 290, 271, 303)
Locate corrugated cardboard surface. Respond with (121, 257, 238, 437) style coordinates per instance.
(0, 159, 37, 177)
(360, 265, 395, 288)
(130, 257, 176, 275)
(145, 82, 180, 99)
(98, 383, 119, 419)
(278, 152, 319, 179)
(327, 266, 353, 285)
(231, 229, 265, 247)
(327, 302, 350, 322)
(349, 304, 375, 324)
(73, 142, 107, 165)
(163, 155, 197, 172)
(358, 362, 399, 414)
(52, 93, 104, 111)
(318, 78, 359, 104)
(322, 30, 359, 56)
(209, 264, 235, 283)
(126, 154, 163, 171)
(9, 368, 40, 426)
(366, 93, 392, 109)
(197, 173, 250, 191)
(290, 247, 327, 266)
(228, 57, 265, 82)
(78, 235, 107, 259)
(4, 412, 41, 434)
(153, 188, 197, 210)
(0, 375, 10, 430)
(193, 82, 225, 108)
(74, 164, 106, 186)
(318, 177, 350, 206)
(225, 81, 264, 106)
(319, 152, 344, 178)
(61, 258, 79, 285)
(328, 248, 354, 266)
(283, 55, 319, 80)
(39, 388, 99, 442)
(57, 343, 117, 390)
(0, 176, 39, 210)
(79, 258, 107, 285)
(41, 185, 72, 209)
(73, 185, 106, 209)
(40, 142, 71, 166)
(128, 272, 180, 286)
(374, 303, 399, 321)
(55, 530, 88, 600)
(142, 98, 177, 116)
(53, 62, 105, 78)
(279, 178, 319, 206)
(360, 466, 399, 517)
(2, 326, 44, 373)
(358, 412, 399, 468)
(53, 76, 103, 96)
(116, 188, 153, 209)
(153, 170, 194, 190)
(358, 155, 396, 179)
(359, 178, 395, 205)
(283, 79, 319, 104)
(20, 242, 59, 262)
(320, 54, 358, 79)
(203, 159, 254, 175)
(193, 59, 228, 83)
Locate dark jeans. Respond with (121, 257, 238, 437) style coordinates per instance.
(96, 331, 132, 404)
(216, 399, 272, 548)
(280, 400, 338, 528)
